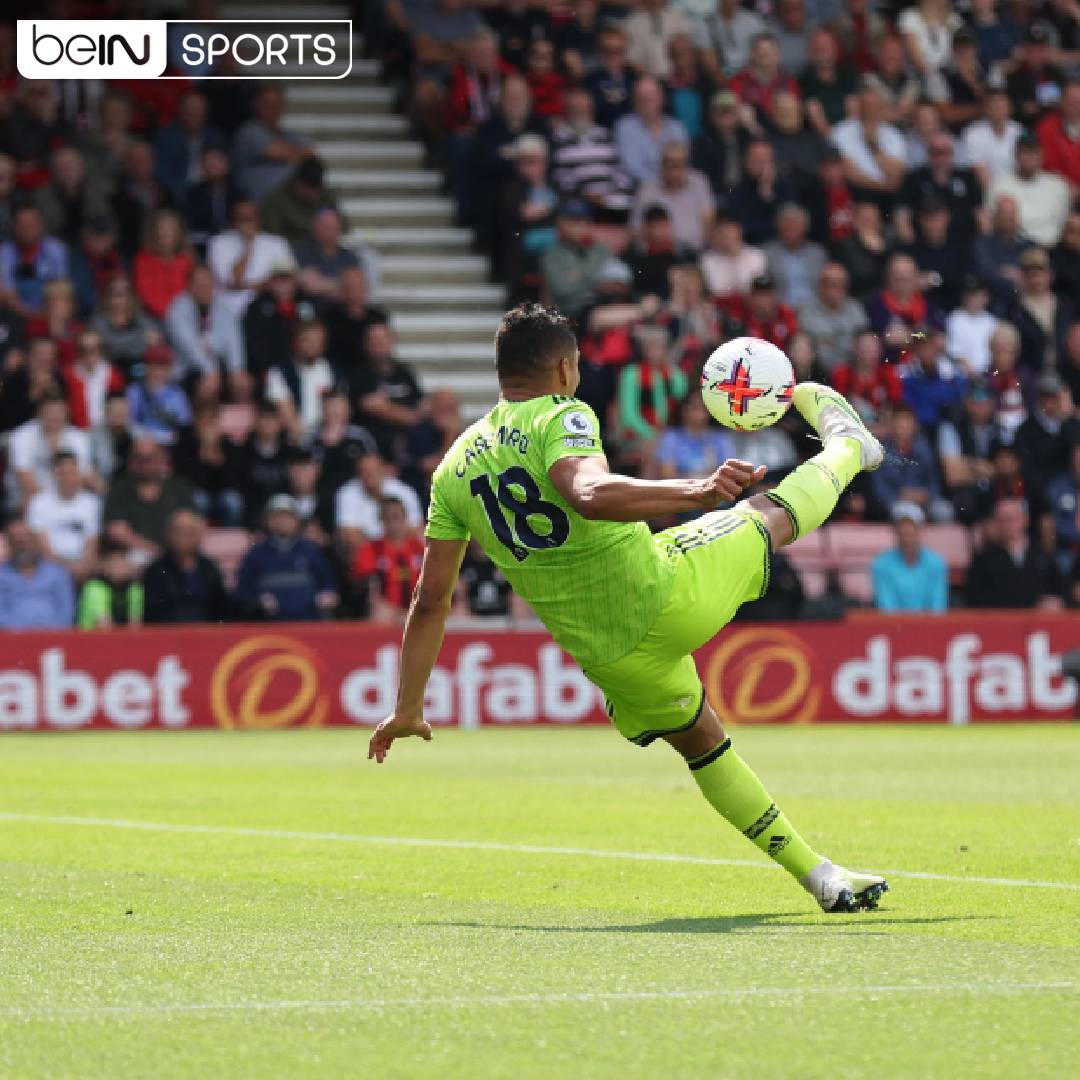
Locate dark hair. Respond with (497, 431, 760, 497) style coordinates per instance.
(380, 495, 406, 512)
(53, 450, 77, 467)
(494, 303, 577, 381)
(643, 204, 670, 224)
(256, 399, 279, 418)
(99, 539, 129, 558)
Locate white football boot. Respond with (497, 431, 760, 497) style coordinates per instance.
(792, 382, 884, 472)
(801, 859, 890, 913)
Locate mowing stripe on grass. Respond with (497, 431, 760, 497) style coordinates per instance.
(4, 982, 1079, 1022)
(2, 811, 1079, 893)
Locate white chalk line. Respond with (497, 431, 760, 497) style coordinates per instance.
(1, 812, 1079, 893)
(4, 983, 1079, 1022)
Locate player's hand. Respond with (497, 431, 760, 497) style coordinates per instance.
(368, 712, 432, 764)
(702, 459, 767, 505)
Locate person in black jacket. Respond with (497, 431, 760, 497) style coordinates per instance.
(966, 497, 1067, 609)
(242, 262, 303, 384)
(182, 146, 238, 256)
(692, 91, 751, 201)
(171, 398, 245, 526)
(142, 509, 231, 623)
(236, 400, 290, 528)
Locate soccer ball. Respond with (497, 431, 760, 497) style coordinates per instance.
(700, 337, 796, 432)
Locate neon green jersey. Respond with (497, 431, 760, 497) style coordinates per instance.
(426, 396, 675, 667)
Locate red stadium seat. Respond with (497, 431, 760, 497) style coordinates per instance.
(826, 524, 896, 565)
(201, 529, 253, 590)
(921, 525, 973, 584)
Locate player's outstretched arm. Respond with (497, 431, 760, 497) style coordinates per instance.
(368, 538, 467, 764)
(550, 455, 766, 523)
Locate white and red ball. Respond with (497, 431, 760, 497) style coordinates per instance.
(700, 337, 796, 432)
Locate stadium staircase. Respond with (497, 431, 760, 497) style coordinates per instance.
(218, 2, 505, 419)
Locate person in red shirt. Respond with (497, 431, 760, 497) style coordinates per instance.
(523, 38, 565, 118)
(720, 274, 798, 350)
(133, 208, 193, 320)
(444, 28, 517, 135)
(353, 496, 426, 620)
(830, 328, 904, 423)
(63, 328, 124, 429)
(729, 33, 799, 122)
(1036, 81, 1080, 188)
(25, 278, 83, 369)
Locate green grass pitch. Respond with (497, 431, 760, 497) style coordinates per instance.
(1, 724, 1078, 1079)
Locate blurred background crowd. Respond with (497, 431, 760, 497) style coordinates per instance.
(1, 0, 1079, 631)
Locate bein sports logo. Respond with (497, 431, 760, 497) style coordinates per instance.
(17, 19, 352, 80)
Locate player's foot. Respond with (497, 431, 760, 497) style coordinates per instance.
(801, 859, 890, 913)
(792, 383, 884, 472)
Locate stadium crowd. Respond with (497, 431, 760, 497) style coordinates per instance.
(1, 1, 1080, 630)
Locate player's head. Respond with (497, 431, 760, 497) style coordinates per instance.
(494, 304, 579, 396)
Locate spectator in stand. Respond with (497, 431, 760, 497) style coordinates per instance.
(726, 140, 799, 246)
(663, 264, 723, 375)
(871, 502, 948, 612)
(26, 278, 82, 369)
(946, 276, 997, 377)
(89, 275, 162, 379)
(862, 35, 920, 128)
(729, 33, 798, 123)
(902, 198, 968, 312)
(237, 400, 290, 528)
(967, 0, 1022, 72)
(281, 447, 333, 546)
(1008, 246, 1076, 372)
(485, 0, 551, 69)
(324, 267, 388, 383)
(873, 402, 951, 521)
(894, 132, 983, 248)
(831, 329, 904, 422)
(1046, 443, 1080, 551)
(235, 495, 338, 621)
(836, 201, 889, 304)
(336, 452, 423, 551)
(308, 387, 378, 501)
(898, 0, 960, 102)
(550, 86, 633, 222)
(1036, 81, 1080, 188)
(2, 82, 69, 174)
(973, 194, 1028, 307)
(1015, 371, 1080, 498)
(294, 208, 362, 310)
(133, 209, 193, 321)
(0, 154, 13, 245)
(831, 82, 907, 206)
(259, 157, 339, 252)
(26, 450, 101, 584)
(623, 0, 693, 79)
(1052, 212, 1080, 302)
(555, 0, 603, 82)
(265, 317, 338, 442)
(171, 398, 245, 527)
(103, 438, 196, 564)
(985, 322, 1029, 441)
(1062, 321, 1080, 407)
(618, 323, 688, 463)
(33, 146, 112, 250)
(961, 89, 1023, 190)
(69, 215, 124, 319)
(867, 253, 940, 346)
(111, 140, 173, 261)
(497, 134, 559, 301)
(0, 205, 69, 319)
(90, 392, 134, 483)
(614, 77, 689, 187)
(153, 88, 226, 204)
(774, 0, 814, 76)
(78, 541, 143, 629)
(0, 339, 60, 436)
(937, 381, 1000, 522)
(126, 343, 191, 445)
(699, 214, 766, 300)
(695, 0, 767, 81)
(456, 539, 512, 618)
(0, 520, 74, 630)
(799, 28, 857, 137)
(967, 496, 1066, 608)
(352, 321, 422, 461)
(798, 262, 868, 374)
(901, 323, 967, 432)
(540, 201, 612, 318)
(207, 199, 292, 315)
(7, 395, 95, 512)
(232, 85, 312, 202)
(655, 394, 735, 480)
(1005, 22, 1067, 128)
(692, 90, 751, 200)
(76, 89, 135, 188)
(164, 263, 249, 402)
(665, 35, 719, 143)
(353, 496, 426, 621)
(401, 388, 464, 498)
(242, 255, 303, 384)
(522, 38, 565, 120)
(142, 508, 229, 624)
(768, 92, 829, 187)
(986, 134, 1071, 248)
(583, 24, 635, 130)
(629, 141, 715, 253)
(64, 329, 124, 431)
(723, 273, 799, 351)
(183, 146, 237, 253)
(763, 203, 827, 310)
(626, 206, 692, 301)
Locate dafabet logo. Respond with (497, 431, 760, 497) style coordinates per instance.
(17, 19, 353, 80)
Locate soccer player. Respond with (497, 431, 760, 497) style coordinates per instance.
(369, 305, 889, 913)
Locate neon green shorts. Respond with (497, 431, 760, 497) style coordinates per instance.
(585, 509, 771, 746)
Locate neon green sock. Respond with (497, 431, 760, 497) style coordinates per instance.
(689, 740, 821, 880)
(765, 438, 861, 540)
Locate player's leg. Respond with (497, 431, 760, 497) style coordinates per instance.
(663, 701, 888, 913)
(739, 382, 885, 551)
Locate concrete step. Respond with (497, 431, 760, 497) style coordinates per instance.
(398, 342, 494, 366)
(288, 84, 395, 112)
(220, 2, 349, 16)
(348, 225, 472, 253)
(418, 370, 499, 398)
(322, 142, 424, 167)
(379, 283, 505, 309)
(392, 311, 503, 343)
(381, 253, 488, 284)
(328, 168, 442, 195)
(298, 112, 409, 137)
(244, 56, 379, 80)
(343, 196, 455, 226)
